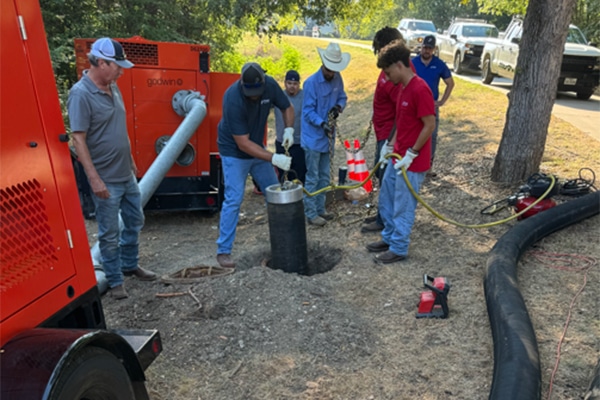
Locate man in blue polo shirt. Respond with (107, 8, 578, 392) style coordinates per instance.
(412, 35, 454, 175)
(216, 62, 294, 269)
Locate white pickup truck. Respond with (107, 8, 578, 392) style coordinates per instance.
(481, 17, 600, 100)
(436, 19, 500, 74)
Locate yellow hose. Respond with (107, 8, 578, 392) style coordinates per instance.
(297, 153, 556, 229)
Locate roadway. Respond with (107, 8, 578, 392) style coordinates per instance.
(456, 73, 600, 142)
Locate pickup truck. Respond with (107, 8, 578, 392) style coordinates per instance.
(481, 17, 600, 100)
(397, 18, 437, 53)
(436, 19, 500, 74)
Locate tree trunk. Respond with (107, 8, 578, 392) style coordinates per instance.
(491, 0, 577, 183)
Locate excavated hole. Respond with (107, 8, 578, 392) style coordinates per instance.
(266, 242, 342, 276)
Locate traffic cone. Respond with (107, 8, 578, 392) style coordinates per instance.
(343, 139, 356, 181)
(353, 139, 372, 192)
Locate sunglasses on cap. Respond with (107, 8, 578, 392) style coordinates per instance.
(243, 82, 263, 89)
(98, 48, 127, 61)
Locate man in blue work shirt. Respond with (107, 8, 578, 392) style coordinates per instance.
(216, 62, 294, 269)
(412, 35, 454, 175)
(301, 43, 350, 226)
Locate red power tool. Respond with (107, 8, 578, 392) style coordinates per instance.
(417, 274, 451, 319)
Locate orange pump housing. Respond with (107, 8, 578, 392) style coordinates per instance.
(74, 37, 239, 211)
(1, 0, 99, 346)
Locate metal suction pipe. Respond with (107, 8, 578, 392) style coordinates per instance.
(265, 183, 308, 275)
(91, 90, 207, 268)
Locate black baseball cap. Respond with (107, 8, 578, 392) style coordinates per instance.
(241, 62, 266, 97)
(285, 70, 300, 82)
(423, 35, 436, 48)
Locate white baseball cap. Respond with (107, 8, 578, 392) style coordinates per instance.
(90, 38, 134, 68)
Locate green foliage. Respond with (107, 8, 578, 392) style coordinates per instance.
(477, 0, 599, 39)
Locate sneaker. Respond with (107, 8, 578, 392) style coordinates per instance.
(363, 216, 377, 224)
(361, 222, 384, 233)
(110, 284, 129, 300)
(366, 240, 389, 253)
(319, 212, 335, 221)
(123, 266, 157, 281)
(308, 216, 327, 226)
(373, 250, 406, 264)
(217, 253, 236, 268)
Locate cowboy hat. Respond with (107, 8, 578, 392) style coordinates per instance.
(317, 43, 351, 72)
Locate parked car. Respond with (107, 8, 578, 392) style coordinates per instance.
(436, 19, 500, 74)
(481, 16, 600, 100)
(397, 18, 437, 53)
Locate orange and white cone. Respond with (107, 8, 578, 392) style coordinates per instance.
(344, 139, 356, 181)
(353, 139, 372, 192)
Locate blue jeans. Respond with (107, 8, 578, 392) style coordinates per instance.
(431, 105, 440, 162)
(303, 147, 331, 220)
(93, 174, 144, 288)
(378, 165, 425, 256)
(217, 156, 278, 255)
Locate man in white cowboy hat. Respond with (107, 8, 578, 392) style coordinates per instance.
(301, 42, 350, 227)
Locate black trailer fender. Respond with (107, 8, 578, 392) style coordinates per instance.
(484, 191, 599, 400)
(1, 328, 148, 400)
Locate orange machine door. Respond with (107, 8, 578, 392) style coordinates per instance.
(1, 0, 77, 322)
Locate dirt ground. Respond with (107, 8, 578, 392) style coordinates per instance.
(90, 96, 599, 399)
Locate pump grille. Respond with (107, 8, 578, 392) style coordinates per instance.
(82, 41, 159, 66)
(0, 179, 57, 291)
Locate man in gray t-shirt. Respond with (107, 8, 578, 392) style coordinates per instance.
(274, 70, 306, 184)
(68, 37, 156, 300)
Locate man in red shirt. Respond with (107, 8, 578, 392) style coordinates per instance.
(366, 42, 436, 264)
(361, 27, 404, 233)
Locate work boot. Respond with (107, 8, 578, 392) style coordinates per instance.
(361, 222, 384, 233)
(366, 240, 389, 253)
(308, 216, 327, 226)
(373, 250, 406, 264)
(217, 253, 236, 268)
(363, 216, 377, 224)
(319, 212, 335, 221)
(110, 284, 129, 300)
(124, 266, 157, 281)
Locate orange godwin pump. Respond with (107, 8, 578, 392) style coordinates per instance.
(2, 1, 161, 398)
(74, 37, 239, 212)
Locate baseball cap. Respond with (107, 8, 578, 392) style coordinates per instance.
(423, 35, 436, 48)
(90, 38, 134, 68)
(241, 62, 266, 97)
(285, 70, 300, 82)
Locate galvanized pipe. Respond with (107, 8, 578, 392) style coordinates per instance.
(92, 90, 207, 275)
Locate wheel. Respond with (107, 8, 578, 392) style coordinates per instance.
(576, 91, 593, 100)
(453, 52, 464, 74)
(48, 346, 135, 400)
(482, 58, 494, 84)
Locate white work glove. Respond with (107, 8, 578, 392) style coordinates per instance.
(272, 153, 292, 171)
(379, 140, 394, 166)
(393, 148, 418, 175)
(282, 127, 294, 150)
